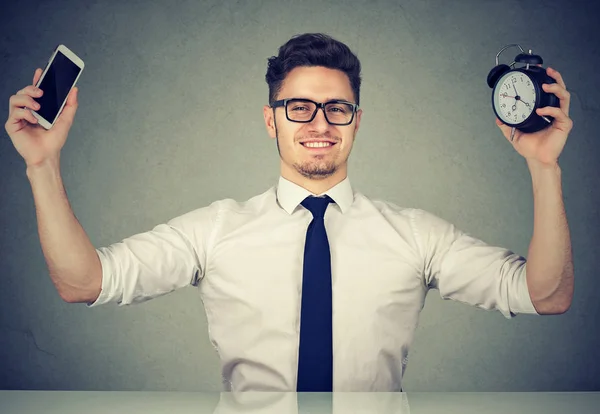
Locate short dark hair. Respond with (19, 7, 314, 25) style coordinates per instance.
(265, 33, 362, 106)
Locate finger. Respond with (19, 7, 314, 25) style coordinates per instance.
(536, 107, 573, 132)
(6, 107, 39, 131)
(32, 68, 43, 86)
(9, 94, 41, 113)
(9, 88, 42, 118)
(55, 87, 78, 127)
(67, 87, 78, 105)
(495, 117, 520, 142)
(546, 67, 566, 89)
(542, 83, 570, 116)
(62, 87, 78, 110)
(16, 85, 43, 97)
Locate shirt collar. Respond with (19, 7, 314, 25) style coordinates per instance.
(276, 175, 354, 215)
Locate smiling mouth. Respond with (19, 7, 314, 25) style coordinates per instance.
(300, 142, 337, 149)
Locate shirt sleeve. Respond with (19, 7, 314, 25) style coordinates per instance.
(86, 202, 219, 307)
(413, 209, 539, 319)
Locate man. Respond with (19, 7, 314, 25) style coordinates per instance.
(5, 33, 574, 392)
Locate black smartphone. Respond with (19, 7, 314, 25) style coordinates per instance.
(31, 44, 84, 129)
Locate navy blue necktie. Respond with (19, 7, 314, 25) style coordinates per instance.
(297, 195, 334, 392)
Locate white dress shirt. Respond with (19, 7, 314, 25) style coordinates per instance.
(88, 175, 538, 391)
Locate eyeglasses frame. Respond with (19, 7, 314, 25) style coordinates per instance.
(270, 98, 359, 126)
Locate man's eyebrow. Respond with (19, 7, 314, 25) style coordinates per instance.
(327, 97, 353, 102)
(295, 96, 353, 102)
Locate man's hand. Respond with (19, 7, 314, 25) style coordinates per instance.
(495, 66, 573, 167)
(5, 68, 79, 169)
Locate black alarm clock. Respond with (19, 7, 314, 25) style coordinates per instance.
(487, 44, 560, 138)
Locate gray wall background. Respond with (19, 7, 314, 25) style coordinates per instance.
(1, 0, 598, 391)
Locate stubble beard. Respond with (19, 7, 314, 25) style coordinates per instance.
(276, 134, 339, 180)
(294, 156, 337, 180)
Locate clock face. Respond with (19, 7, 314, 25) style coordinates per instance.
(493, 70, 537, 125)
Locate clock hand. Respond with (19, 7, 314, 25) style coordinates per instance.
(515, 101, 552, 124)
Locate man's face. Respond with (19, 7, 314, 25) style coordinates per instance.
(263, 66, 362, 184)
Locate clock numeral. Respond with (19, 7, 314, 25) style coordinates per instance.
(507, 112, 511, 116)
(501, 104, 506, 108)
(522, 114, 526, 119)
(512, 77, 517, 83)
(526, 81, 531, 86)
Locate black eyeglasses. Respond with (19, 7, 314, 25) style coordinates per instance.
(270, 98, 359, 126)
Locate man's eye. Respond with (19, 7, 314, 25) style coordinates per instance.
(291, 106, 309, 111)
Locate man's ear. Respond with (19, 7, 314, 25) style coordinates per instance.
(263, 105, 277, 139)
(353, 108, 363, 137)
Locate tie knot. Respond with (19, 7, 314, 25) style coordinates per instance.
(301, 195, 333, 219)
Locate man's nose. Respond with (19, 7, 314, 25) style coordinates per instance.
(309, 107, 330, 129)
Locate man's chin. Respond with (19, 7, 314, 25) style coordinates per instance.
(296, 165, 337, 180)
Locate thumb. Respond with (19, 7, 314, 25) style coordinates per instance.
(495, 117, 512, 140)
(54, 87, 79, 129)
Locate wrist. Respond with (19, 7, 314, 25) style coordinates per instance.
(526, 157, 561, 173)
(26, 155, 62, 181)
(526, 158, 562, 193)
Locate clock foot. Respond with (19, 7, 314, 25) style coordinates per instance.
(510, 127, 516, 142)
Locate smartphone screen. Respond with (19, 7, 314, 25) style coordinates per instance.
(34, 50, 82, 124)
